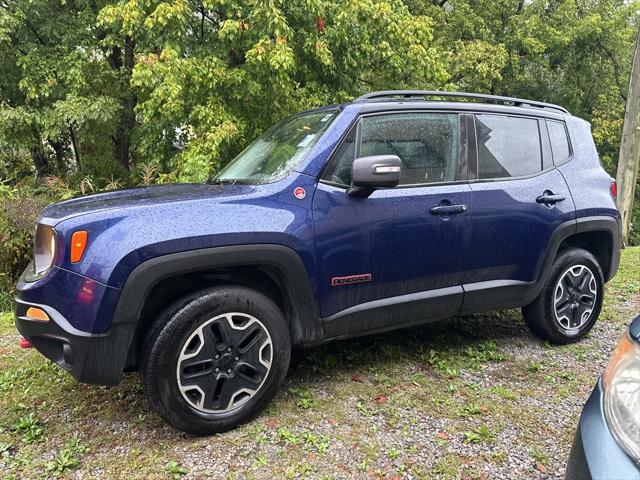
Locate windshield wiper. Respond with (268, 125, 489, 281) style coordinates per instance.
(209, 178, 239, 185)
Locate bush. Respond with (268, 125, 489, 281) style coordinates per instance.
(0, 193, 48, 308)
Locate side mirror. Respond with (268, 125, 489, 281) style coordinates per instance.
(347, 155, 402, 197)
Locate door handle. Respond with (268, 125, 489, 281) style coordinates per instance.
(430, 204, 468, 215)
(536, 192, 566, 205)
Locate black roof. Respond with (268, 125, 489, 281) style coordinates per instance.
(353, 90, 569, 115)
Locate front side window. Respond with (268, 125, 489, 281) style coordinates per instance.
(322, 129, 356, 185)
(323, 112, 460, 186)
(475, 114, 542, 179)
(214, 110, 337, 184)
(547, 120, 571, 164)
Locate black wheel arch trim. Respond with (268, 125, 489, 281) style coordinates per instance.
(112, 244, 322, 339)
(573, 215, 621, 282)
(532, 215, 620, 301)
(112, 245, 321, 383)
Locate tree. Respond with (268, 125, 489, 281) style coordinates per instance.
(98, 0, 450, 182)
(1, 0, 639, 239)
(0, 0, 136, 180)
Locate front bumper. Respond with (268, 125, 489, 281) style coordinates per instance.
(14, 299, 134, 386)
(566, 379, 640, 480)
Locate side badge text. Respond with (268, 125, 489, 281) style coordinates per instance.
(331, 274, 372, 287)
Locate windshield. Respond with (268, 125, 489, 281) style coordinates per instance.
(213, 110, 337, 184)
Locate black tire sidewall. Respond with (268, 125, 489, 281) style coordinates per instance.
(141, 286, 291, 435)
(527, 247, 604, 344)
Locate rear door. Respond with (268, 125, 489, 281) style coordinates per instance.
(313, 111, 474, 337)
(461, 113, 575, 313)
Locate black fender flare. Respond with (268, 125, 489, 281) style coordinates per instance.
(109, 245, 322, 376)
(528, 215, 621, 303)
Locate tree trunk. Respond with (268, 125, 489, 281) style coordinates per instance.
(49, 139, 65, 174)
(113, 35, 136, 171)
(69, 126, 81, 171)
(616, 27, 640, 244)
(30, 126, 50, 178)
(30, 145, 50, 178)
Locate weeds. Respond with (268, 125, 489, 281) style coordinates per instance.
(45, 437, 87, 475)
(459, 403, 482, 417)
(463, 425, 495, 443)
(13, 413, 43, 444)
(166, 460, 188, 479)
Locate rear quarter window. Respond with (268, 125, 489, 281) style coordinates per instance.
(546, 120, 571, 164)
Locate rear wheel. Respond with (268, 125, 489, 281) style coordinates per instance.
(523, 247, 604, 344)
(140, 286, 290, 435)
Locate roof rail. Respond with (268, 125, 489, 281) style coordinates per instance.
(354, 90, 569, 114)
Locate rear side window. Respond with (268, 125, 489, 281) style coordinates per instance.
(475, 114, 542, 179)
(546, 120, 571, 164)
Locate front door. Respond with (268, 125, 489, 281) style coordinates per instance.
(313, 111, 473, 338)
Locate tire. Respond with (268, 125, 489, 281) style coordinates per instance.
(522, 247, 604, 345)
(140, 286, 291, 435)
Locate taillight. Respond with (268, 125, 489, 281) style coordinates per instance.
(611, 180, 618, 200)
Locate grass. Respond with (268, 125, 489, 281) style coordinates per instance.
(0, 247, 638, 478)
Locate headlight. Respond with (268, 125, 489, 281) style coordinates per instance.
(33, 224, 56, 276)
(603, 331, 640, 463)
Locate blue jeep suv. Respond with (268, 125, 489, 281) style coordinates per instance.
(14, 91, 622, 434)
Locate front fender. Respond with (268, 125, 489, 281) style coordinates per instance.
(112, 242, 322, 344)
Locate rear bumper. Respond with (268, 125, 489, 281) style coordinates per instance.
(565, 380, 640, 480)
(14, 298, 133, 385)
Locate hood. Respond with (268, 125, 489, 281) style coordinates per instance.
(40, 183, 256, 224)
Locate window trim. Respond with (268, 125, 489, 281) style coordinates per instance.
(545, 119, 574, 166)
(318, 118, 360, 186)
(319, 109, 468, 190)
(470, 112, 558, 184)
(539, 119, 554, 170)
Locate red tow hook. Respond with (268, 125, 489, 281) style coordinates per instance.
(19, 337, 33, 349)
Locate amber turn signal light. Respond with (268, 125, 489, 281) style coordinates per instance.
(25, 307, 49, 322)
(70, 230, 88, 263)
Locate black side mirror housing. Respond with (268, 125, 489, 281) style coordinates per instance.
(347, 155, 402, 197)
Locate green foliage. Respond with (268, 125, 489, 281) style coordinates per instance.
(463, 424, 495, 443)
(166, 460, 188, 478)
(458, 402, 482, 417)
(45, 438, 88, 475)
(288, 386, 316, 409)
(2, 0, 635, 182)
(0, 190, 48, 308)
(301, 431, 330, 454)
(277, 426, 301, 445)
(13, 413, 44, 444)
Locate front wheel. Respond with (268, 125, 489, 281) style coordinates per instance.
(140, 286, 291, 435)
(523, 247, 604, 344)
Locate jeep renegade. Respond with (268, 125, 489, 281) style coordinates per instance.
(14, 91, 622, 435)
